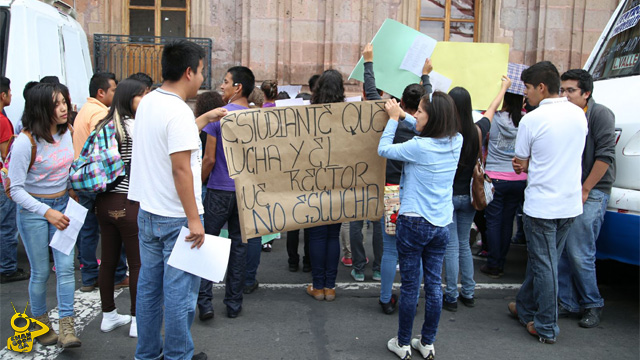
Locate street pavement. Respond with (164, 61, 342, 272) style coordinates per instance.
(1, 229, 638, 360)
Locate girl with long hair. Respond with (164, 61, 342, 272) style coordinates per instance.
(379, 92, 462, 359)
(305, 69, 345, 302)
(93, 79, 148, 337)
(7, 83, 80, 348)
(481, 83, 527, 278)
(443, 77, 511, 312)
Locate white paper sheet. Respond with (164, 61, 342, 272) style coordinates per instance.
(50, 197, 88, 256)
(399, 35, 438, 77)
(429, 71, 453, 93)
(345, 96, 362, 102)
(275, 98, 305, 107)
(167, 227, 231, 283)
(277, 85, 302, 99)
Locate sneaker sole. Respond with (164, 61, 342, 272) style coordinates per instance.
(59, 340, 81, 348)
(101, 320, 131, 333)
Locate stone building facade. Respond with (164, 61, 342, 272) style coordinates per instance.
(55, 0, 620, 91)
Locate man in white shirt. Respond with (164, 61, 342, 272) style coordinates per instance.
(508, 61, 588, 344)
(129, 40, 226, 360)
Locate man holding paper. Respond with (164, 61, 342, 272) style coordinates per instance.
(128, 40, 226, 360)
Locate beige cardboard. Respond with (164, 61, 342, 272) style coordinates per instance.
(220, 100, 389, 239)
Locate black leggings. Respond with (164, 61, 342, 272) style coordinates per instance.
(96, 192, 141, 315)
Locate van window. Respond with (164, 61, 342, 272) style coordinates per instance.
(590, 0, 640, 81)
(0, 8, 9, 76)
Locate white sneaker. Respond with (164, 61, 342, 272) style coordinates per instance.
(411, 337, 435, 359)
(129, 316, 137, 338)
(387, 337, 412, 360)
(100, 310, 131, 332)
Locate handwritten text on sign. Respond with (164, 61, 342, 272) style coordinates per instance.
(220, 100, 389, 238)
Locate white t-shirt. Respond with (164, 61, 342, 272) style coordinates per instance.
(514, 97, 587, 219)
(128, 88, 203, 217)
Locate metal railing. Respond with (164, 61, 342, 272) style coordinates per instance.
(93, 34, 212, 89)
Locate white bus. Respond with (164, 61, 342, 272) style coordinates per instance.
(584, 0, 640, 266)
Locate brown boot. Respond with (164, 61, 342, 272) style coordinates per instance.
(33, 314, 58, 346)
(58, 316, 81, 348)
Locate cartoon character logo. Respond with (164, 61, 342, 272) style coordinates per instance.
(7, 302, 49, 353)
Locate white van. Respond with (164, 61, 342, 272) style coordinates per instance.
(0, 0, 93, 129)
(584, 0, 640, 266)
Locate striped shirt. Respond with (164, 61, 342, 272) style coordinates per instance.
(112, 117, 132, 194)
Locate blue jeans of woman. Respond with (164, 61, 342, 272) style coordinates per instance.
(380, 217, 422, 304)
(444, 195, 476, 302)
(395, 215, 448, 346)
(16, 193, 75, 318)
(307, 224, 341, 289)
(244, 237, 262, 287)
(484, 179, 526, 270)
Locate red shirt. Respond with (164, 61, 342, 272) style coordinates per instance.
(0, 112, 13, 144)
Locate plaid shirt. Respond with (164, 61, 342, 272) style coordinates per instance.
(507, 63, 529, 96)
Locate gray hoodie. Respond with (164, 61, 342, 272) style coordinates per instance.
(485, 111, 520, 173)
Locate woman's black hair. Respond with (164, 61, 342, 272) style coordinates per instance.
(502, 92, 524, 127)
(95, 79, 147, 142)
(419, 92, 459, 139)
(448, 86, 478, 167)
(311, 69, 344, 104)
(402, 83, 426, 113)
(22, 83, 69, 143)
(261, 80, 278, 102)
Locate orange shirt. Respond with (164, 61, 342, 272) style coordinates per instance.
(73, 97, 108, 159)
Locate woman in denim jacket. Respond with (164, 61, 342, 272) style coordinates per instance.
(378, 92, 462, 360)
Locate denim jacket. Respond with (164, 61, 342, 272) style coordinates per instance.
(378, 115, 462, 227)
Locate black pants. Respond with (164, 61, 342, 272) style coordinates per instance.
(198, 189, 245, 313)
(286, 229, 310, 266)
(95, 192, 140, 315)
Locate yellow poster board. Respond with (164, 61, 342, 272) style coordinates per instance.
(430, 42, 510, 110)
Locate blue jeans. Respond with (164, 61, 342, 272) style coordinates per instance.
(380, 217, 422, 303)
(244, 237, 262, 287)
(0, 189, 19, 274)
(558, 189, 608, 312)
(395, 215, 448, 346)
(77, 192, 127, 286)
(135, 210, 201, 360)
(349, 220, 383, 272)
(516, 215, 575, 340)
(307, 224, 341, 289)
(484, 179, 526, 269)
(16, 194, 75, 318)
(444, 195, 476, 301)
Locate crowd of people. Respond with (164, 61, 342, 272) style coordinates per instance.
(0, 39, 616, 360)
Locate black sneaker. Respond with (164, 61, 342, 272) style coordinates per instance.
(0, 268, 30, 283)
(243, 281, 259, 294)
(289, 263, 299, 272)
(442, 296, 457, 312)
(302, 262, 312, 273)
(198, 303, 214, 321)
(227, 306, 242, 319)
(579, 307, 603, 328)
(379, 294, 398, 314)
(459, 295, 475, 307)
(480, 264, 501, 279)
(192, 352, 208, 360)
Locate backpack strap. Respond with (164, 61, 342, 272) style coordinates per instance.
(21, 130, 37, 171)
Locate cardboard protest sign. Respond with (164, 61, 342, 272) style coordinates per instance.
(220, 100, 389, 239)
(349, 19, 438, 99)
(430, 42, 510, 110)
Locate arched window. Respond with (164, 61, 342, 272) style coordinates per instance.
(418, 0, 481, 42)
